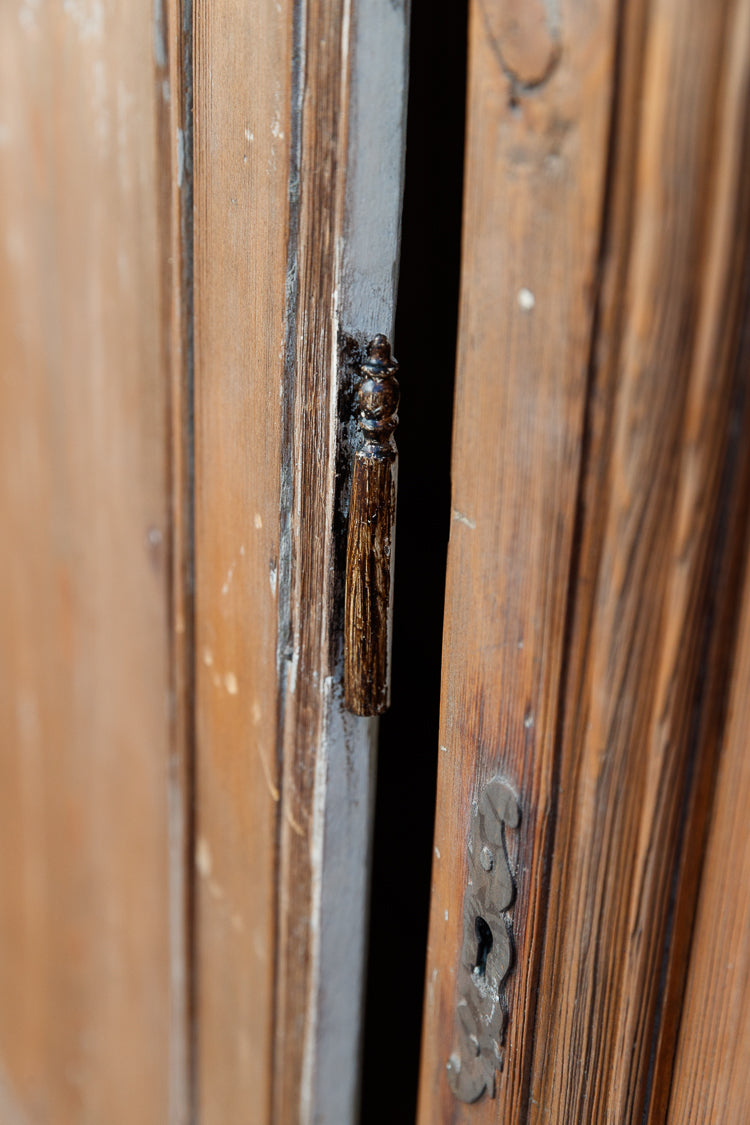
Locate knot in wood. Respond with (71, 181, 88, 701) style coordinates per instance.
(358, 335, 400, 448)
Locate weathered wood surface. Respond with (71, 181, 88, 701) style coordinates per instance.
(193, 2, 408, 1122)
(663, 9, 750, 1119)
(415, 0, 620, 1120)
(345, 337, 400, 716)
(667, 465, 750, 1125)
(0, 2, 188, 1121)
(527, 0, 750, 1119)
(193, 0, 291, 1118)
(417, 0, 750, 1121)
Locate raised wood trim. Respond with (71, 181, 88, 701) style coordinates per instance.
(415, 0, 620, 1119)
(193, 2, 408, 1122)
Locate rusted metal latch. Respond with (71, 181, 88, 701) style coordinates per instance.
(344, 336, 399, 716)
(446, 777, 521, 1103)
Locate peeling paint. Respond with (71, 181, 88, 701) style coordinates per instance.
(195, 837, 212, 878)
(453, 510, 476, 530)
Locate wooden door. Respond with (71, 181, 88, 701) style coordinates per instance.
(3, 2, 750, 1123)
(416, 0, 750, 1122)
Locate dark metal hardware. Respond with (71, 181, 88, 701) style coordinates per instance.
(446, 777, 521, 1103)
(344, 336, 399, 716)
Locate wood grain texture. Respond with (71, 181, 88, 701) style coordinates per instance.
(344, 454, 397, 715)
(527, 0, 750, 1119)
(667, 452, 750, 1124)
(643, 0, 750, 1114)
(193, 0, 291, 1118)
(0, 2, 184, 1121)
(193, 2, 408, 1122)
(415, 0, 619, 1121)
(418, 0, 750, 1120)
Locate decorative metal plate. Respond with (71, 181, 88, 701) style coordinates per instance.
(446, 777, 521, 1103)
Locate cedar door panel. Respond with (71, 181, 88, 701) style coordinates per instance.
(417, 0, 750, 1122)
(0, 2, 190, 1121)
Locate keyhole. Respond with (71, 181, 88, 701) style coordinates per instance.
(473, 916, 493, 978)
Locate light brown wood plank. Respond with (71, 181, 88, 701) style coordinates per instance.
(661, 9, 750, 1120)
(415, 0, 619, 1119)
(193, 2, 408, 1121)
(642, 0, 750, 1113)
(272, 0, 352, 1114)
(0, 3, 185, 1121)
(193, 0, 292, 1118)
(667, 438, 750, 1124)
(527, 0, 750, 1120)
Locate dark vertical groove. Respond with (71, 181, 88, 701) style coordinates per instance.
(270, 0, 305, 1118)
(180, 2, 197, 1119)
(160, 0, 196, 1119)
(359, 0, 467, 1121)
(178, 0, 196, 1116)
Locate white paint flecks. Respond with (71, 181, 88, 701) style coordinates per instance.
(195, 837, 212, 878)
(202, 647, 213, 667)
(441, 744, 448, 753)
(444, 910, 449, 922)
(18, 0, 41, 33)
(254, 512, 263, 529)
(524, 712, 534, 729)
(270, 563, 278, 597)
(62, 0, 104, 43)
(434, 846, 441, 859)
(257, 744, 280, 803)
(221, 559, 236, 595)
(245, 127, 254, 142)
(453, 510, 476, 530)
(518, 287, 536, 311)
(152, 0, 167, 66)
(285, 806, 305, 838)
(287, 646, 298, 694)
(177, 128, 185, 187)
(224, 672, 238, 695)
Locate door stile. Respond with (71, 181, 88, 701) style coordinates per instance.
(416, 0, 750, 1122)
(0, 3, 182, 1120)
(193, 3, 409, 1123)
(527, 0, 750, 1118)
(273, 3, 410, 1122)
(415, 0, 621, 1120)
